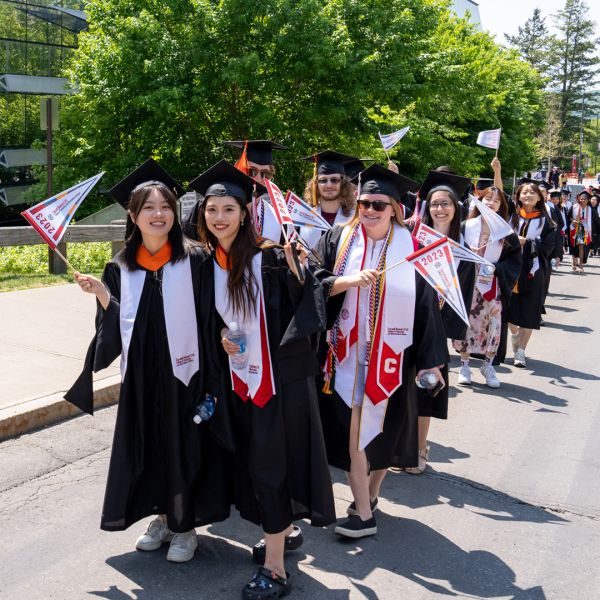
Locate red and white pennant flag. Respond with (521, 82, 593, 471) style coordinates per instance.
(285, 190, 331, 231)
(21, 173, 104, 249)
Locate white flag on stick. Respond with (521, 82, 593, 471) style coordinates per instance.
(470, 195, 514, 242)
(21, 172, 104, 249)
(378, 126, 410, 151)
(476, 128, 501, 150)
(285, 190, 332, 230)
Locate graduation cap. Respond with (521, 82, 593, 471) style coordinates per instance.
(302, 150, 358, 175)
(351, 163, 418, 202)
(560, 187, 570, 194)
(108, 158, 185, 208)
(188, 159, 256, 203)
(475, 177, 494, 191)
(419, 170, 472, 200)
(536, 180, 551, 190)
(549, 188, 561, 198)
(576, 189, 592, 199)
(516, 177, 537, 187)
(344, 158, 375, 181)
(222, 140, 288, 165)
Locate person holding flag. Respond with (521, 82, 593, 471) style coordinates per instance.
(453, 186, 522, 388)
(314, 164, 447, 538)
(300, 150, 358, 248)
(507, 181, 556, 368)
(191, 160, 335, 599)
(405, 171, 476, 474)
(65, 159, 232, 563)
(569, 189, 593, 273)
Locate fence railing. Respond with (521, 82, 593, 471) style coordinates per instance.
(0, 222, 126, 274)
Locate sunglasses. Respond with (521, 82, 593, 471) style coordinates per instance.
(248, 168, 273, 180)
(357, 200, 392, 212)
(317, 176, 342, 185)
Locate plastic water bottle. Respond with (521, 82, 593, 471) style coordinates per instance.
(551, 258, 557, 269)
(416, 371, 438, 390)
(480, 264, 495, 277)
(227, 321, 248, 369)
(193, 394, 216, 424)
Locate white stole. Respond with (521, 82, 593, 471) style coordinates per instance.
(119, 255, 199, 386)
(516, 216, 544, 277)
(464, 216, 503, 297)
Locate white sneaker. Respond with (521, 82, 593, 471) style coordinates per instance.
(167, 530, 198, 563)
(457, 365, 472, 385)
(514, 349, 527, 368)
(510, 333, 519, 353)
(480, 364, 500, 388)
(136, 517, 173, 551)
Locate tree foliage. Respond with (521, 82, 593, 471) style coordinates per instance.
(52, 0, 545, 205)
(504, 8, 551, 76)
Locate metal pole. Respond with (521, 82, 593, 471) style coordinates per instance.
(579, 93, 585, 176)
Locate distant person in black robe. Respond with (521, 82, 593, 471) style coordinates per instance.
(407, 170, 475, 474)
(507, 182, 556, 369)
(189, 159, 335, 600)
(314, 164, 447, 538)
(66, 159, 231, 563)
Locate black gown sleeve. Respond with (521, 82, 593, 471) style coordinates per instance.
(64, 261, 122, 415)
(495, 232, 522, 310)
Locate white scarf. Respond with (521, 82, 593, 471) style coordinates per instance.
(516, 215, 544, 278)
(119, 256, 199, 386)
(325, 222, 415, 450)
(214, 252, 276, 407)
(464, 216, 502, 298)
(571, 204, 592, 236)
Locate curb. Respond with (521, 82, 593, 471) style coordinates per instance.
(0, 375, 121, 442)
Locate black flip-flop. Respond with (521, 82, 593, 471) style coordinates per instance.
(252, 526, 303, 564)
(242, 567, 291, 599)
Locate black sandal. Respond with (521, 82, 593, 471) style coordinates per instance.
(252, 526, 304, 564)
(242, 567, 292, 599)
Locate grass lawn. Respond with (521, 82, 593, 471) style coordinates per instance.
(0, 272, 103, 292)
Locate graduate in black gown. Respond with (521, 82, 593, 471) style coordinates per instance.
(405, 170, 476, 474)
(66, 160, 232, 563)
(507, 182, 556, 368)
(190, 159, 335, 600)
(314, 164, 447, 538)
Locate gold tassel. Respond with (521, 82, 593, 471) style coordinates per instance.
(311, 157, 318, 208)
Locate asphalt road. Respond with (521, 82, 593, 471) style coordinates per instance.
(1, 259, 599, 600)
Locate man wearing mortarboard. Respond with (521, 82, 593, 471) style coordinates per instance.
(299, 150, 358, 248)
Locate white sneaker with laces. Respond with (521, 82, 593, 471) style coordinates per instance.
(135, 517, 173, 551)
(457, 365, 472, 385)
(514, 349, 527, 368)
(480, 364, 500, 388)
(167, 530, 198, 563)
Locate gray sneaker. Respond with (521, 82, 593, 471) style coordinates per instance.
(480, 364, 500, 388)
(135, 517, 173, 551)
(167, 530, 198, 563)
(514, 349, 527, 368)
(457, 365, 472, 385)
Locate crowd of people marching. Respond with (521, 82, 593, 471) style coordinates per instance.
(65, 141, 596, 599)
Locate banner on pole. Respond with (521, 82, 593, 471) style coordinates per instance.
(470, 195, 515, 242)
(476, 128, 501, 150)
(285, 190, 332, 230)
(378, 126, 410, 151)
(263, 179, 294, 227)
(21, 172, 104, 249)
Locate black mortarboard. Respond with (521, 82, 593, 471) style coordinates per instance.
(351, 164, 418, 202)
(108, 158, 185, 208)
(536, 180, 551, 190)
(344, 158, 375, 181)
(577, 189, 591, 199)
(516, 177, 536, 187)
(222, 140, 288, 165)
(560, 187, 570, 194)
(302, 150, 358, 175)
(419, 170, 471, 200)
(592, 187, 600, 196)
(475, 177, 494, 191)
(549, 188, 561, 198)
(188, 159, 255, 203)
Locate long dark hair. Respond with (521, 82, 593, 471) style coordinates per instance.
(123, 183, 188, 271)
(422, 186, 462, 242)
(197, 196, 271, 319)
(510, 183, 554, 231)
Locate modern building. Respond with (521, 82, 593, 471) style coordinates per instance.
(451, 0, 482, 28)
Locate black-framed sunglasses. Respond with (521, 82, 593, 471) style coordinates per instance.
(357, 200, 392, 212)
(317, 176, 342, 185)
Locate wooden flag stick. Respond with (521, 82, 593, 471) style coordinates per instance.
(51, 246, 78, 273)
(378, 257, 407, 276)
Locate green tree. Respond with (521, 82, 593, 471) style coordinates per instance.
(504, 8, 552, 76)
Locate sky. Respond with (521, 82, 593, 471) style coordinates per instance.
(476, 0, 600, 45)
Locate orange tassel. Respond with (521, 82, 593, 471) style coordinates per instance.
(234, 140, 250, 175)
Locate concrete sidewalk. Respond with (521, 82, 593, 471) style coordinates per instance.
(0, 284, 120, 439)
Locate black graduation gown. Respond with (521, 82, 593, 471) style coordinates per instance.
(507, 218, 555, 330)
(542, 207, 564, 307)
(65, 247, 232, 532)
(181, 199, 203, 241)
(314, 226, 448, 470)
(210, 248, 336, 534)
(418, 240, 476, 419)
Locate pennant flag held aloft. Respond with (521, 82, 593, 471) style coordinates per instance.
(285, 190, 332, 231)
(470, 195, 514, 242)
(405, 237, 470, 326)
(476, 128, 501, 150)
(263, 179, 294, 228)
(412, 221, 492, 267)
(21, 173, 105, 249)
(378, 126, 410, 151)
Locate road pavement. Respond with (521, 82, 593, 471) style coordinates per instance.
(1, 259, 599, 599)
